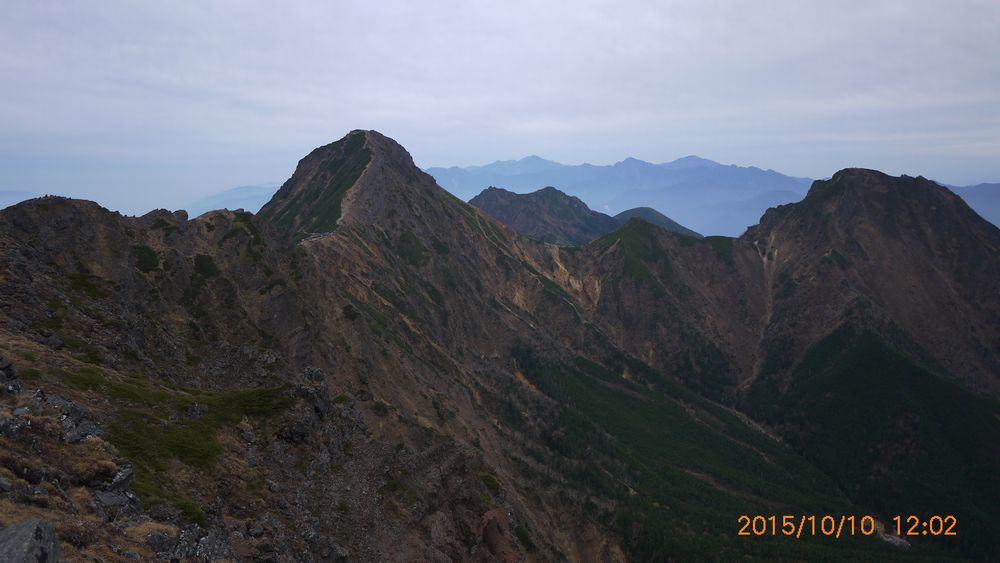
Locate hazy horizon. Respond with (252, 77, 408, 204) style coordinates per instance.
(2, 148, 998, 219)
(2, 1, 998, 215)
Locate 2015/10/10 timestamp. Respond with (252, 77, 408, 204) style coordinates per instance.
(893, 515, 958, 537)
(737, 514, 958, 538)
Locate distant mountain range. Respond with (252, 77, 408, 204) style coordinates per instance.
(951, 183, 1000, 227)
(428, 155, 813, 236)
(429, 157, 1000, 237)
(469, 186, 700, 245)
(5, 161, 1000, 239)
(184, 183, 279, 217)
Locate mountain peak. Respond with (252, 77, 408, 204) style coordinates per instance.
(468, 154, 561, 175)
(660, 155, 720, 169)
(754, 167, 999, 260)
(470, 185, 618, 245)
(801, 168, 946, 210)
(257, 130, 374, 237)
(258, 130, 431, 239)
(613, 207, 702, 238)
(536, 185, 565, 196)
(615, 156, 651, 167)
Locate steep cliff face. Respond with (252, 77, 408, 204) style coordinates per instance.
(550, 220, 760, 400)
(745, 168, 999, 394)
(738, 170, 1000, 559)
(554, 168, 1000, 558)
(0, 132, 997, 561)
(560, 170, 999, 398)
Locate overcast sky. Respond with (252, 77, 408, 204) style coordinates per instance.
(1, 0, 998, 214)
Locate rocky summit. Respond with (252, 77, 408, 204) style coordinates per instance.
(0, 130, 997, 561)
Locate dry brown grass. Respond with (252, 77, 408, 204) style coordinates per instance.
(0, 498, 151, 562)
(66, 487, 93, 514)
(123, 520, 179, 542)
(0, 332, 162, 561)
(68, 457, 118, 484)
(0, 420, 117, 486)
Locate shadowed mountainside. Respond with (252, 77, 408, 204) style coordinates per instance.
(470, 186, 619, 245)
(469, 186, 700, 246)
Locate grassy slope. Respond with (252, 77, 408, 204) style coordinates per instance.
(60, 366, 293, 524)
(259, 131, 372, 237)
(747, 327, 999, 560)
(513, 348, 955, 561)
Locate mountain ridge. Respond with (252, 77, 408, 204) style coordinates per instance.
(427, 155, 814, 236)
(0, 131, 996, 560)
(469, 186, 702, 245)
(180, 162, 1000, 238)
(470, 186, 620, 245)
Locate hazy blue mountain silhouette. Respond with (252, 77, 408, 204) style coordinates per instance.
(613, 207, 701, 238)
(951, 183, 1000, 227)
(185, 183, 279, 217)
(187, 163, 998, 237)
(427, 156, 813, 236)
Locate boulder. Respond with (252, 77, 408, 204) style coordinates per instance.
(0, 355, 16, 379)
(32, 390, 102, 443)
(0, 413, 32, 440)
(0, 356, 20, 396)
(105, 463, 135, 492)
(301, 366, 325, 383)
(91, 490, 141, 523)
(0, 519, 60, 563)
(186, 403, 209, 419)
(1, 379, 21, 396)
(168, 524, 233, 562)
(146, 530, 177, 554)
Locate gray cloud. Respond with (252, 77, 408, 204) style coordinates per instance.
(1, 0, 998, 214)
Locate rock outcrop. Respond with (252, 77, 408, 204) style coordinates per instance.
(0, 356, 19, 396)
(0, 519, 60, 563)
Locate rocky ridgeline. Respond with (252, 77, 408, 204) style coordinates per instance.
(0, 354, 209, 560)
(0, 342, 507, 560)
(0, 131, 997, 560)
